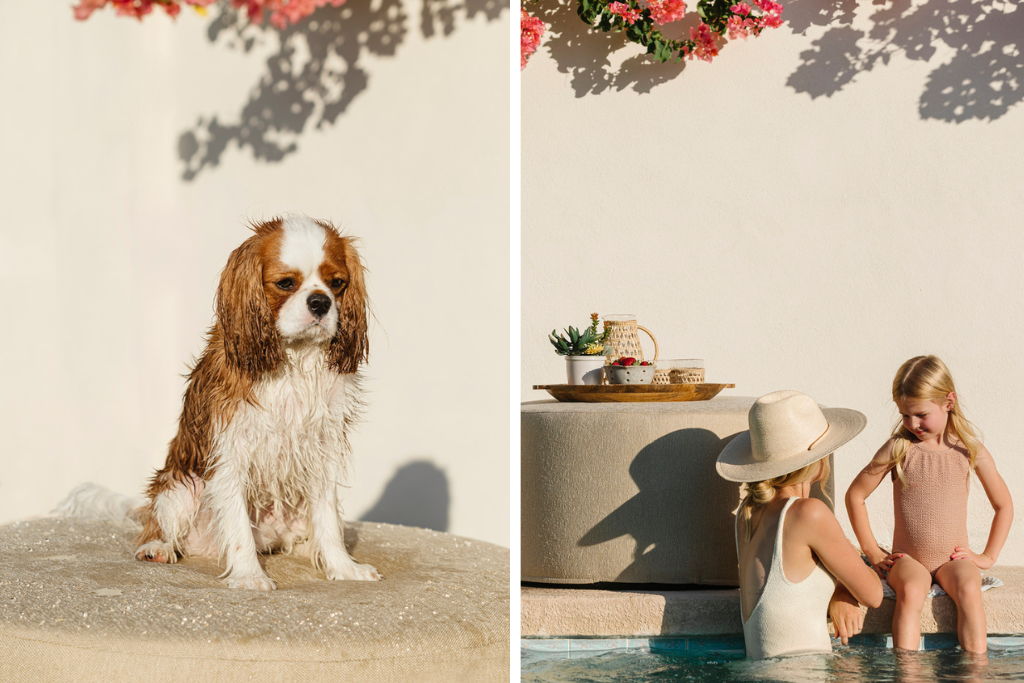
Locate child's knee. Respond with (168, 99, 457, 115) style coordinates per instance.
(897, 584, 929, 608)
(953, 581, 984, 608)
(940, 563, 983, 605)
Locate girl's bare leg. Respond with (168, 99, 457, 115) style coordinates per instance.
(887, 555, 932, 650)
(935, 559, 987, 653)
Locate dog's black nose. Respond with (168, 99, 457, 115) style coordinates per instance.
(307, 293, 332, 318)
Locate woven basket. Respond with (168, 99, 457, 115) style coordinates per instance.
(669, 367, 705, 384)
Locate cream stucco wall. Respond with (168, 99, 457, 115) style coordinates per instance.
(0, 1, 509, 546)
(522, 2, 1024, 563)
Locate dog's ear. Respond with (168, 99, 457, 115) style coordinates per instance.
(327, 235, 369, 374)
(216, 231, 283, 378)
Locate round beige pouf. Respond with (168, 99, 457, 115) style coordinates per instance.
(521, 397, 836, 586)
(0, 517, 508, 682)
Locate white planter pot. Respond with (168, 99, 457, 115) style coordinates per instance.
(565, 355, 606, 385)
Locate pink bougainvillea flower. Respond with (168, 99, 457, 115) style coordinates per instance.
(608, 1, 642, 24)
(730, 2, 751, 15)
(688, 22, 719, 62)
(257, 0, 347, 28)
(753, 0, 783, 14)
(726, 14, 756, 39)
(72, 0, 107, 20)
(521, 8, 545, 70)
(112, 0, 160, 20)
(264, 0, 346, 29)
(752, 0, 783, 28)
(230, 0, 266, 23)
(646, 0, 686, 24)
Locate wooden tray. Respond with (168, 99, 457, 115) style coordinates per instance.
(533, 383, 735, 403)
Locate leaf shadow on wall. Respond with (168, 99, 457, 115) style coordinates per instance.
(533, 0, 690, 97)
(178, 0, 505, 181)
(785, 0, 1024, 122)
(358, 459, 450, 532)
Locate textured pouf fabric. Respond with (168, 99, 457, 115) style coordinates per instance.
(521, 397, 837, 586)
(0, 517, 509, 682)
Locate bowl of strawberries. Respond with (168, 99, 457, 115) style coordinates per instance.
(604, 357, 655, 384)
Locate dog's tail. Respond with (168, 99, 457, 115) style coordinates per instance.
(53, 483, 145, 525)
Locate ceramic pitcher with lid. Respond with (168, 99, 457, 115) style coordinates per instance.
(602, 314, 659, 363)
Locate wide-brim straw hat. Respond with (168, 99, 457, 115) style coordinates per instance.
(716, 390, 867, 483)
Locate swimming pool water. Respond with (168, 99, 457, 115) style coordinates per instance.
(522, 637, 1024, 682)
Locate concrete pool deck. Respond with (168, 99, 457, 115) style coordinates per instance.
(522, 566, 1024, 637)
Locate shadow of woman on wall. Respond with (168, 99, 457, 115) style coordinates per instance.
(577, 428, 741, 583)
(578, 428, 834, 585)
(179, 0, 506, 180)
(785, 0, 1024, 122)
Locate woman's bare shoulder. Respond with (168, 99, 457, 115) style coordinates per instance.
(786, 497, 835, 526)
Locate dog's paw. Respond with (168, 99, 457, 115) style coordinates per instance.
(135, 541, 177, 564)
(224, 573, 277, 591)
(325, 561, 381, 582)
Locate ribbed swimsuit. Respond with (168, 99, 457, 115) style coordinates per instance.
(891, 442, 971, 574)
(737, 498, 837, 659)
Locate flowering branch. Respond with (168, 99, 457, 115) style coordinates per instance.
(521, 8, 546, 69)
(521, 0, 782, 69)
(73, 0, 347, 28)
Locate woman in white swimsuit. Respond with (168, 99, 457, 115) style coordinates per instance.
(717, 391, 883, 659)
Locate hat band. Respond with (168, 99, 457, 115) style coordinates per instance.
(807, 422, 830, 450)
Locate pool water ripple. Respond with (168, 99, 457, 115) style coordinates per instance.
(522, 638, 1024, 682)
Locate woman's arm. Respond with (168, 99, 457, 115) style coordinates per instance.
(845, 440, 896, 572)
(951, 446, 1013, 569)
(791, 497, 883, 609)
(828, 583, 864, 645)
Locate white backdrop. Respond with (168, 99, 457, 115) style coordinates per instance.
(0, 0, 509, 546)
(522, 0, 1024, 563)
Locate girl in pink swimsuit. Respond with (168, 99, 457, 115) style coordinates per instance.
(846, 355, 1013, 653)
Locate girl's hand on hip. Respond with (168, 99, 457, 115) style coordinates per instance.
(951, 546, 993, 569)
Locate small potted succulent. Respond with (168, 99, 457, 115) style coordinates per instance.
(549, 313, 612, 385)
(604, 356, 655, 384)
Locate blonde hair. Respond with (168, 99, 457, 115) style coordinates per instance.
(737, 458, 831, 542)
(888, 355, 981, 489)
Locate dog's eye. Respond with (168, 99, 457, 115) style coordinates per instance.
(331, 278, 347, 290)
(276, 278, 295, 291)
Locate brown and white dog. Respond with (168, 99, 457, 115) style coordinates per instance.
(65, 216, 380, 590)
